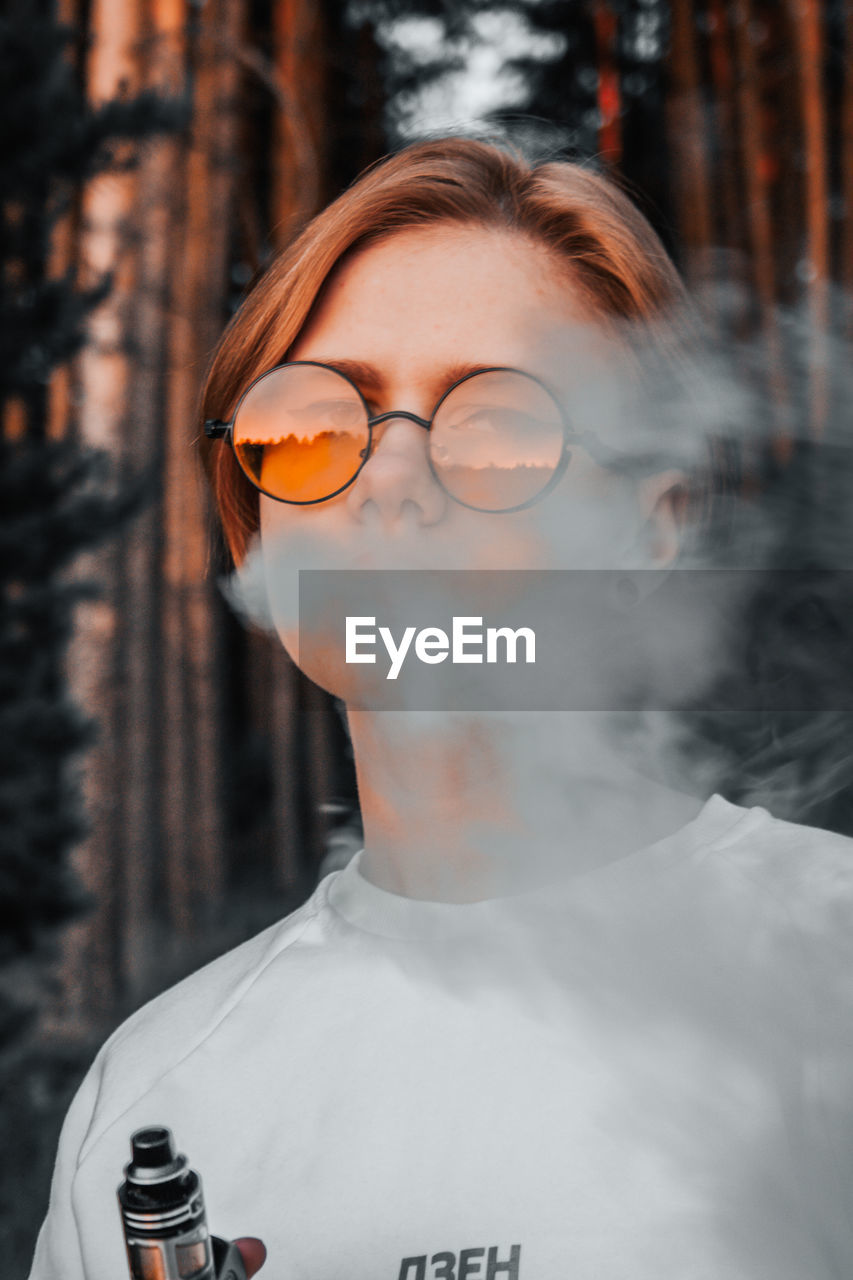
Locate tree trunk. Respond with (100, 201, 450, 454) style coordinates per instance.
(730, 0, 791, 460)
(158, 0, 242, 962)
(51, 0, 143, 1032)
(841, 0, 853, 310)
(666, 0, 714, 279)
(788, 0, 829, 438)
(593, 1, 622, 166)
(271, 0, 326, 245)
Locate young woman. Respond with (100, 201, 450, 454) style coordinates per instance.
(31, 139, 853, 1280)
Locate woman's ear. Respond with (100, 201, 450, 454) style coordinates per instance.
(634, 469, 689, 569)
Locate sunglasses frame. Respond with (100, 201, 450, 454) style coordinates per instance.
(204, 360, 660, 513)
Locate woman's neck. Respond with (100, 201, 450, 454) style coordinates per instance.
(346, 708, 706, 902)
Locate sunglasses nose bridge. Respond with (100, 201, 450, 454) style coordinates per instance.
(367, 409, 431, 431)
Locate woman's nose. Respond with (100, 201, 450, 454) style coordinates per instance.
(345, 414, 447, 528)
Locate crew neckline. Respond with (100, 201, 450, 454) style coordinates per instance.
(325, 793, 769, 942)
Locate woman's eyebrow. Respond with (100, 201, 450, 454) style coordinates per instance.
(310, 358, 506, 395)
(441, 362, 507, 388)
(314, 358, 384, 389)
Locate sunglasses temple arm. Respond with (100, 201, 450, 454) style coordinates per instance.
(204, 419, 232, 441)
(573, 429, 671, 474)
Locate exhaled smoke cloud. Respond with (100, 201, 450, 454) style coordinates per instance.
(217, 291, 853, 1272)
(220, 293, 853, 803)
(220, 296, 853, 825)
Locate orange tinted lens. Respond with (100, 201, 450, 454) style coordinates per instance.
(430, 371, 564, 510)
(233, 365, 368, 502)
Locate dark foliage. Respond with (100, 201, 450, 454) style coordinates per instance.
(678, 435, 853, 837)
(0, 3, 183, 1019)
(347, 0, 678, 253)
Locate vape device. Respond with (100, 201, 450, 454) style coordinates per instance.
(118, 1126, 247, 1280)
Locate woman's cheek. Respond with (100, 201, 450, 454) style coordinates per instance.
(259, 532, 385, 703)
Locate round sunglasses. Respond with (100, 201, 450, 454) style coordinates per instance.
(204, 361, 661, 513)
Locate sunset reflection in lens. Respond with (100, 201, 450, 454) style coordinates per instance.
(233, 364, 369, 503)
(430, 370, 565, 511)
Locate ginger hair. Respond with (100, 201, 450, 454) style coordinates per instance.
(199, 137, 694, 567)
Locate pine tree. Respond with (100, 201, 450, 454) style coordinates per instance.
(0, 0, 183, 1040)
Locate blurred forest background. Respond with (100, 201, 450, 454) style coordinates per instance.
(3, 0, 853, 1269)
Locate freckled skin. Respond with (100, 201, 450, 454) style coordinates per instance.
(259, 223, 698, 903)
(261, 225, 627, 580)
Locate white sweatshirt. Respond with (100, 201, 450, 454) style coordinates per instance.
(29, 794, 853, 1280)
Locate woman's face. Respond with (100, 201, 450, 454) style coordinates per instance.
(258, 224, 684, 692)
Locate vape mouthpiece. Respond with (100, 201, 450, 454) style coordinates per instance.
(127, 1127, 185, 1181)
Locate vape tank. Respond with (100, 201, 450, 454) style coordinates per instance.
(117, 1126, 247, 1280)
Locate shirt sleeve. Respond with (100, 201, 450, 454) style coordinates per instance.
(28, 1049, 106, 1280)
